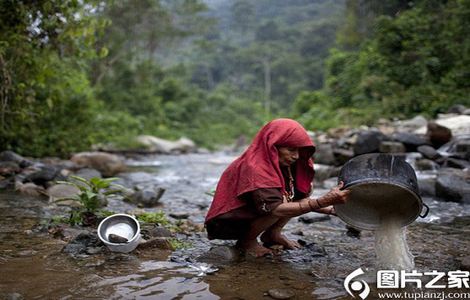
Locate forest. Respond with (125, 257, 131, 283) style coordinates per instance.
(1, 0, 469, 157)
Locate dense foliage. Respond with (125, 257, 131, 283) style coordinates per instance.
(296, 0, 470, 130)
(1, 0, 468, 156)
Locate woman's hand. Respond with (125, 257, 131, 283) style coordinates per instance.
(318, 181, 351, 207)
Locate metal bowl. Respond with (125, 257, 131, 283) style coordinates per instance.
(97, 214, 141, 253)
(335, 153, 429, 230)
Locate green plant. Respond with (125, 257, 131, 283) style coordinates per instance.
(136, 211, 171, 227)
(168, 238, 192, 250)
(56, 176, 124, 226)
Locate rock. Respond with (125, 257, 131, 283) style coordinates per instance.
(455, 140, 470, 159)
(131, 187, 165, 207)
(24, 165, 61, 186)
(0, 161, 21, 176)
(435, 168, 470, 203)
(85, 247, 104, 255)
(74, 168, 102, 180)
(464, 109, 470, 115)
(414, 159, 439, 171)
(47, 184, 80, 202)
(118, 172, 154, 185)
(314, 144, 336, 165)
(137, 237, 174, 250)
(0, 150, 33, 167)
(267, 288, 295, 300)
(392, 132, 428, 151)
(457, 256, 470, 271)
(447, 104, 467, 114)
(70, 152, 125, 177)
(108, 234, 128, 243)
(346, 225, 361, 238)
(438, 137, 470, 160)
(170, 212, 190, 219)
(197, 246, 242, 263)
(417, 172, 437, 197)
(395, 115, 428, 132)
(417, 145, 440, 160)
(314, 164, 339, 183)
(141, 225, 173, 238)
(379, 141, 406, 153)
(15, 182, 47, 197)
(443, 158, 470, 169)
(353, 130, 386, 156)
(415, 115, 470, 136)
(0, 177, 13, 189)
(426, 121, 452, 148)
(62, 232, 102, 256)
(136, 135, 196, 154)
(298, 212, 330, 224)
(332, 149, 354, 165)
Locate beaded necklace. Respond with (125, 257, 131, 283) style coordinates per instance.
(284, 166, 295, 202)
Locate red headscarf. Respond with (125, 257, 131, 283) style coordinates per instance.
(205, 118, 316, 222)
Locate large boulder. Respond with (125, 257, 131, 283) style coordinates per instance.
(417, 145, 440, 160)
(438, 137, 470, 160)
(70, 152, 125, 177)
(0, 150, 33, 167)
(47, 184, 80, 202)
(136, 136, 196, 154)
(417, 172, 436, 197)
(435, 168, 470, 203)
(353, 130, 387, 156)
(394, 115, 428, 132)
(379, 141, 406, 153)
(24, 165, 62, 186)
(415, 115, 470, 136)
(426, 121, 452, 148)
(313, 144, 336, 165)
(392, 132, 428, 151)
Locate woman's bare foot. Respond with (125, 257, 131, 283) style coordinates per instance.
(260, 231, 301, 250)
(236, 239, 273, 257)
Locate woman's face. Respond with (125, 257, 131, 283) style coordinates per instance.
(278, 147, 299, 167)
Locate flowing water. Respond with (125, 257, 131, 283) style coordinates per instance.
(1, 152, 469, 299)
(374, 218, 414, 270)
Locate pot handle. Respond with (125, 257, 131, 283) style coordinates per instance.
(419, 202, 430, 218)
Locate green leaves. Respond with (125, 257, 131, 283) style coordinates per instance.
(55, 175, 125, 226)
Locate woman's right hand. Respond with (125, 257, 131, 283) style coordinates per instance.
(318, 181, 351, 207)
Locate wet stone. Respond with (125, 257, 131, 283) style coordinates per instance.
(417, 145, 440, 160)
(267, 288, 295, 300)
(379, 141, 406, 153)
(298, 213, 330, 224)
(415, 159, 439, 171)
(198, 246, 242, 263)
(86, 246, 104, 255)
(142, 225, 173, 238)
(138, 237, 174, 250)
(108, 234, 128, 243)
(170, 212, 190, 219)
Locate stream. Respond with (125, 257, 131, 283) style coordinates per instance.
(1, 152, 469, 299)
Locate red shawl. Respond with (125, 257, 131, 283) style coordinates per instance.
(205, 118, 316, 222)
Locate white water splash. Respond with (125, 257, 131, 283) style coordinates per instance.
(375, 218, 414, 270)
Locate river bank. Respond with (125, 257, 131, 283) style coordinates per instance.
(1, 151, 469, 299)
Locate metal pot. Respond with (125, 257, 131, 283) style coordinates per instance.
(98, 214, 141, 253)
(335, 153, 429, 230)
